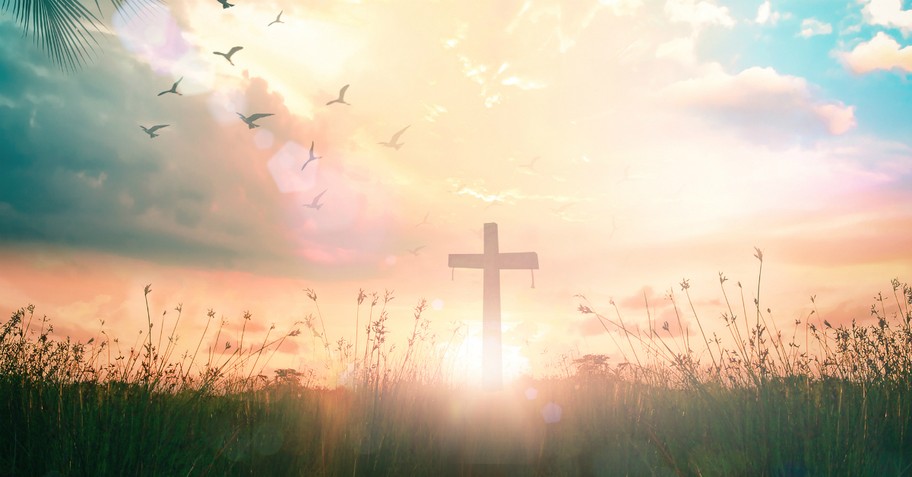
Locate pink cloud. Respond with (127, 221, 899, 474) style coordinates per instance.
(771, 214, 912, 267)
(660, 66, 856, 138)
(814, 103, 856, 135)
(577, 315, 610, 336)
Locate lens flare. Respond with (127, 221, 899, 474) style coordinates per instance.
(253, 129, 275, 149)
(112, 0, 214, 93)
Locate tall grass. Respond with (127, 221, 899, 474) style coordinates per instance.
(1, 259, 911, 476)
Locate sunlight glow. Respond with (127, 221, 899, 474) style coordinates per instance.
(113, 0, 215, 94)
(452, 326, 530, 387)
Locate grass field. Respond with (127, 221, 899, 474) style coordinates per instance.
(2, 270, 911, 476)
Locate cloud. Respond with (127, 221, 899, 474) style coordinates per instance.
(771, 214, 912, 267)
(659, 65, 856, 141)
(665, 0, 735, 29)
(861, 0, 912, 33)
(755, 0, 781, 25)
(839, 31, 912, 73)
(598, 0, 644, 16)
(617, 286, 666, 311)
(655, 37, 697, 65)
(0, 20, 398, 278)
(800, 18, 833, 37)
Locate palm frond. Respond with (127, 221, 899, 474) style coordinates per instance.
(100, 0, 159, 20)
(1, 0, 162, 71)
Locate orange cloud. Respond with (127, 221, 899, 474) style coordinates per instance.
(839, 32, 912, 74)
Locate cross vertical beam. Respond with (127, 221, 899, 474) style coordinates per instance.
(482, 223, 501, 392)
(448, 223, 539, 390)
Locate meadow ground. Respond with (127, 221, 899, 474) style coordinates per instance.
(1, 273, 911, 476)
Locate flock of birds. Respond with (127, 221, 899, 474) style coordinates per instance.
(138, 2, 413, 215)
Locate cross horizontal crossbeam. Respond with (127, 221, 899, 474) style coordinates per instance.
(448, 252, 539, 270)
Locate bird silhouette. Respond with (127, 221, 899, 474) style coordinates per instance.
(519, 156, 539, 171)
(140, 124, 169, 138)
(408, 246, 425, 256)
(379, 125, 410, 150)
(268, 10, 284, 26)
(237, 112, 274, 129)
(157, 77, 183, 96)
(553, 202, 575, 214)
(415, 211, 430, 227)
(217, 0, 234, 8)
(326, 84, 350, 105)
(213, 46, 243, 65)
(304, 189, 327, 210)
(301, 141, 322, 170)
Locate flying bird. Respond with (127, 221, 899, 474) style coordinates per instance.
(378, 125, 410, 150)
(326, 84, 350, 105)
(217, 0, 234, 8)
(213, 46, 243, 65)
(301, 141, 322, 170)
(415, 211, 430, 227)
(157, 77, 183, 96)
(408, 246, 425, 256)
(553, 202, 575, 214)
(237, 112, 274, 129)
(140, 124, 169, 138)
(304, 189, 327, 210)
(519, 156, 539, 172)
(268, 10, 284, 26)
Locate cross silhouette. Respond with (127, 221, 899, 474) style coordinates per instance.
(448, 223, 538, 390)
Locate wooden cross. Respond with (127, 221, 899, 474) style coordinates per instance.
(449, 223, 539, 390)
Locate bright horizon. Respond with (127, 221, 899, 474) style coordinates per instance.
(1, 0, 911, 386)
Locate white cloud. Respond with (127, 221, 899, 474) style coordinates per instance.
(665, 0, 735, 29)
(655, 36, 696, 65)
(660, 65, 856, 138)
(599, 0, 644, 16)
(862, 0, 912, 33)
(800, 18, 833, 37)
(755, 0, 781, 25)
(839, 31, 912, 73)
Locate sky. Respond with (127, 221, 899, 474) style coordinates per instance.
(1, 0, 911, 386)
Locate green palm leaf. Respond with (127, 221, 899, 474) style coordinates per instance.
(1, 0, 160, 71)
